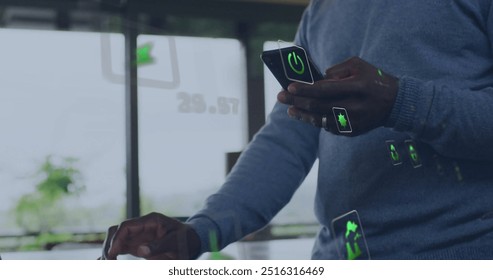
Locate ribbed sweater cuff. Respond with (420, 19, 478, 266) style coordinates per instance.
(386, 76, 423, 132)
(186, 215, 221, 258)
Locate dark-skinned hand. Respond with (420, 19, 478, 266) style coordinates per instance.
(100, 212, 201, 260)
(277, 56, 399, 136)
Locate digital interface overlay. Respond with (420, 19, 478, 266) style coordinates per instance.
(331, 210, 370, 260)
(277, 42, 315, 85)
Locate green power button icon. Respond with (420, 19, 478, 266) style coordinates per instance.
(288, 51, 305, 75)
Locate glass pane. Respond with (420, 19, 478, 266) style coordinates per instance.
(137, 35, 248, 217)
(0, 29, 126, 252)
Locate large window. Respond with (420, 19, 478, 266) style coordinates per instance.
(0, 28, 126, 250)
(0, 1, 312, 259)
(135, 35, 248, 216)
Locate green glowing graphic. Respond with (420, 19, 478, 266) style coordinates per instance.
(390, 144, 399, 161)
(378, 69, 383, 77)
(288, 51, 305, 75)
(207, 230, 234, 260)
(405, 140, 422, 168)
(332, 108, 352, 133)
(209, 230, 221, 260)
(345, 221, 358, 238)
(345, 221, 362, 260)
(337, 113, 348, 128)
(136, 43, 154, 66)
(409, 145, 419, 162)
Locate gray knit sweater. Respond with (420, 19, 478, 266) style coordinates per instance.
(188, 0, 493, 259)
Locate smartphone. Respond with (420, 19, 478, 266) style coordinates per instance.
(261, 46, 324, 90)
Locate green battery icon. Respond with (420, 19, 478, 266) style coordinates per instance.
(332, 107, 352, 133)
(405, 140, 422, 168)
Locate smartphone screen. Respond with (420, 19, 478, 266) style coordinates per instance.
(261, 46, 323, 90)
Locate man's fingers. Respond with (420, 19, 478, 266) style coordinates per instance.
(291, 95, 329, 113)
(288, 107, 328, 129)
(325, 64, 352, 80)
(277, 90, 293, 104)
(103, 213, 199, 260)
(132, 233, 178, 259)
(288, 78, 361, 99)
(101, 225, 118, 260)
(141, 229, 192, 259)
(288, 106, 340, 133)
(107, 222, 145, 259)
(286, 94, 356, 114)
(137, 245, 152, 257)
(324, 56, 362, 80)
(107, 214, 168, 259)
(287, 56, 368, 98)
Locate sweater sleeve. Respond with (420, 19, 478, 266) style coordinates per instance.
(186, 3, 319, 255)
(387, 75, 493, 160)
(187, 102, 320, 254)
